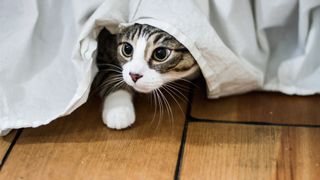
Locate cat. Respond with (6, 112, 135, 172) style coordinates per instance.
(94, 24, 200, 129)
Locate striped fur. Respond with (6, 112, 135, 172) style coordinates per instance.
(94, 24, 200, 130)
(117, 24, 197, 73)
(94, 24, 199, 96)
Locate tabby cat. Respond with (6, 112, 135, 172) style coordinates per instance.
(95, 24, 199, 129)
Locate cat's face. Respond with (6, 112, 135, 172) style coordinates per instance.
(116, 24, 199, 93)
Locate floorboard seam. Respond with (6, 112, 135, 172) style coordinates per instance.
(0, 129, 23, 170)
(189, 117, 320, 128)
(174, 85, 195, 180)
(174, 118, 189, 180)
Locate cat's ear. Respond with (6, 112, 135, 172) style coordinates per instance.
(117, 23, 132, 33)
(118, 24, 127, 33)
(98, 28, 114, 42)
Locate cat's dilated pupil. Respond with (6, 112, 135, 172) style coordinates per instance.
(122, 43, 133, 57)
(153, 47, 169, 61)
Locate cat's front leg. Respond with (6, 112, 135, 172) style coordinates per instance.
(102, 90, 135, 130)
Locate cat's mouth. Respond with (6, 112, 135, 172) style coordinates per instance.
(131, 86, 152, 93)
(122, 66, 163, 93)
(125, 80, 161, 93)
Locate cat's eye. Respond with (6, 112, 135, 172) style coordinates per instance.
(153, 47, 171, 62)
(121, 43, 133, 57)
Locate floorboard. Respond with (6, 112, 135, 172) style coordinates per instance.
(0, 92, 188, 180)
(191, 79, 320, 125)
(0, 131, 16, 167)
(180, 122, 320, 180)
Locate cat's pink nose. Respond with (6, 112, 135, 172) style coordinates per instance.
(129, 72, 143, 83)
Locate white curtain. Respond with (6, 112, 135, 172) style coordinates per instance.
(1, 0, 319, 134)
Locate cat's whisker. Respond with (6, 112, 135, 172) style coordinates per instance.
(170, 81, 191, 90)
(154, 89, 164, 130)
(98, 63, 123, 70)
(91, 76, 122, 95)
(157, 89, 165, 128)
(166, 83, 189, 95)
(162, 85, 185, 115)
(166, 82, 190, 93)
(162, 77, 197, 88)
(100, 68, 123, 74)
(150, 90, 158, 126)
(97, 78, 123, 91)
(102, 77, 123, 83)
(161, 86, 184, 134)
(105, 66, 122, 71)
(165, 84, 189, 103)
(103, 79, 124, 96)
(154, 89, 162, 130)
(113, 80, 125, 91)
(118, 81, 127, 91)
(107, 73, 123, 77)
(98, 74, 122, 82)
(179, 78, 199, 88)
(158, 88, 174, 130)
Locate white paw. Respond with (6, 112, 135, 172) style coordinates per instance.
(103, 106, 135, 130)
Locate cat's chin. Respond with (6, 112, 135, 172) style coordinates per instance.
(132, 86, 154, 93)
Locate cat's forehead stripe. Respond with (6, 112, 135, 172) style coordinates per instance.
(152, 34, 163, 44)
(146, 30, 162, 39)
(123, 24, 169, 42)
(142, 27, 152, 37)
(161, 36, 175, 43)
(130, 27, 139, 40)
(136, 25, 143, 39)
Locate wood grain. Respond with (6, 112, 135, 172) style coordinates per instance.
(0, 131, 16, 166)
(191, 79, 320, 125)
(0, 92, 188, 180)
(0, 132, 15, 164)
(0, 130, 17, 165)
(180, 122, 320, 180)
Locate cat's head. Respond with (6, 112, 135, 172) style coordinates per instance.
(114, 24, 199, 93)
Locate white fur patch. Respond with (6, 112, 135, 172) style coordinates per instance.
(102, 90, 135, 129)
(122, 37, 164, 93)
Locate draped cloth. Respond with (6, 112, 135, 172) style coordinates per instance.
(1, 0, 320, 135)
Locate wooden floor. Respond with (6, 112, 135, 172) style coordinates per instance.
(1, 78, 320, 180)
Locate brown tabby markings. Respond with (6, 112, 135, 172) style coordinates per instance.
(118, 24, 196, 73)
(94, 24, 197, 97)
